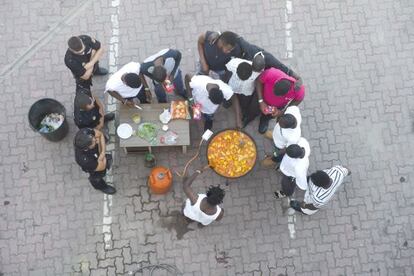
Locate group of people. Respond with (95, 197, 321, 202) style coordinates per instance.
(64, 31, 350, 226)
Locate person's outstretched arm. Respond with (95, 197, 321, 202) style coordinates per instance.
(197, 33, 209, 74)
(183, 171, 201, 205)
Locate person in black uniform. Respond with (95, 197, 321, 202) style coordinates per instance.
(74, 128, 116, 195)
(64, 35, 108, 90)
(73, 89, 114, 130)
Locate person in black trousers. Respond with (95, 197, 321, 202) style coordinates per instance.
(74, 128, 116, 195)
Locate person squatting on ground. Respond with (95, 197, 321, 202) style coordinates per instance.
(140, 48, 186, 103)
(262, 105, 302, 167)
(274, 137, 310, 198)
(64, 35, 108, 90)
(74, 128, 116, 195)
(105, 62, 151, 106)
(182, 168, 224, 226)
(184, 74, 234, 131)
(223, 52, 266, 128)
(290, 165, 351, 215)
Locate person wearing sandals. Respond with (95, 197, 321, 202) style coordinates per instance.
(274, 137, 310, 199)
(182, 168, 225, 226)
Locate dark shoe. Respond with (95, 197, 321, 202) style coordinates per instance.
(103, 132, 110, 143)
(204, 120, 213, 131)
(105, 154, 113, 169)
(274, 190, 286, 199)
(289, 200, 304, 213)
(258, 116, 270, 134)
(222, 99, 232, 109)
(100, 185, 116, 195)
(95, 67, 108, 76)
(104, 113, 115, 122)
(242, 117, 250, 128)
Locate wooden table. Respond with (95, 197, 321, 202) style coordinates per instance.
(118, 103, 190, 153)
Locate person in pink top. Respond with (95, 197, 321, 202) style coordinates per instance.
(255, 68, 305, 133)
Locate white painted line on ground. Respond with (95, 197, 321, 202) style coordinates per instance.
(285, 0, 293, 59)
(285, 0, 296, 239)
(287, 199, 296, 239)
(103, 0, 121, 250)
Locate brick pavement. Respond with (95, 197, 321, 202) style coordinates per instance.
(1, 0, 414, 275)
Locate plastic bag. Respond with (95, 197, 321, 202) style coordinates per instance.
(192, 103, 202, 120)
(160, 131, 178, 145)
(159, 109, 172, 124)
(38, 113, 64, 133)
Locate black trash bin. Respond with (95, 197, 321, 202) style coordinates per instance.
(28, 98, 69, 142)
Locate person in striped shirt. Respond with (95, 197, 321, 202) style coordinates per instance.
(290, 165, 351, 215)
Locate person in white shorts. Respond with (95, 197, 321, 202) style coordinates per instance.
(182, 168, 225, 226)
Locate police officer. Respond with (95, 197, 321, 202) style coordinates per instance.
(74, 128, 116, 195)
(73, 89, 115, 130)
(64, 35, 108, 90)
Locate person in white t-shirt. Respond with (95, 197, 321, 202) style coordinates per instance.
(185, 74, 234, 130)
(105, 62, 150, 107)
(262, 106, 302, 167)
(290, 165, 351, 215)
(224, 52, 265, 128)
(182, 168, 225, 226)
(274, 137, 310, 198)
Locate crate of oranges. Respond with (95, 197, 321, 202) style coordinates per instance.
(207, 129, 257, 178)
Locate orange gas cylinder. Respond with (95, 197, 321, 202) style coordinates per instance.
(148, 166, 173, 194)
